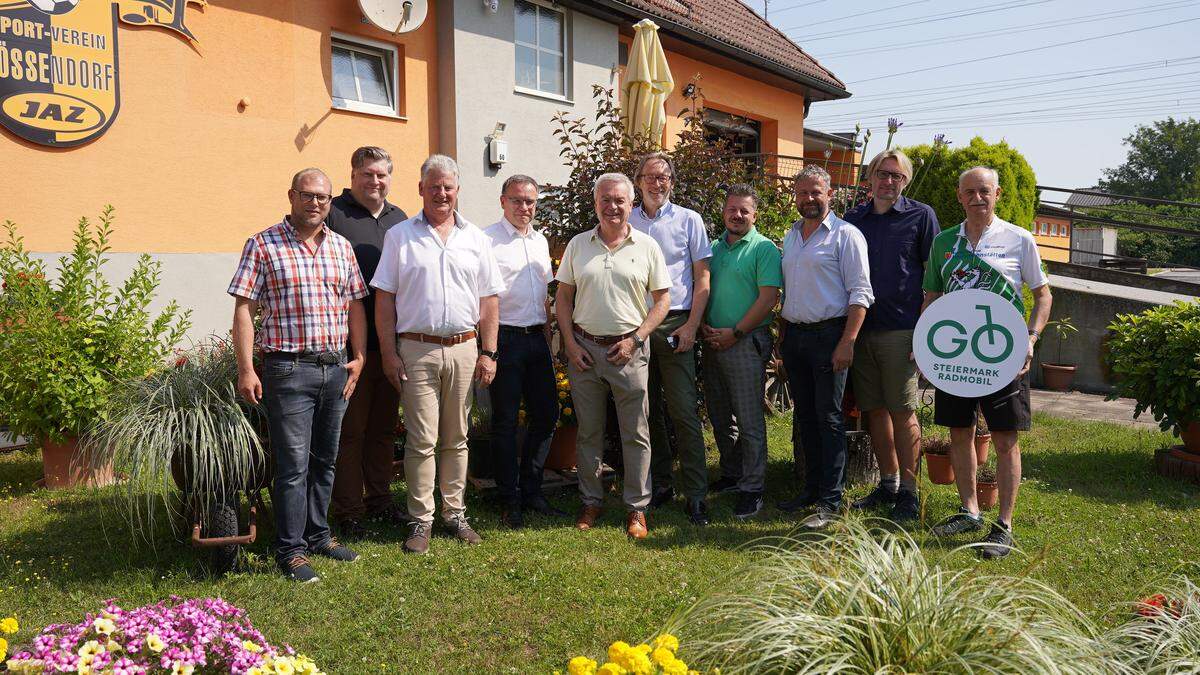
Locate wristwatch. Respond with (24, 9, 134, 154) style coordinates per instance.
(480, 349, 498, 361)
(733, 328, 745, 340)
(1028, 329, 1040, 340)
(631, 334, 646, 349)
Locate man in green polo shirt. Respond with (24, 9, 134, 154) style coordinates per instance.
(701, 184, 783, 519)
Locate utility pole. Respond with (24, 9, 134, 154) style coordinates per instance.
(764, 0, 770, 19)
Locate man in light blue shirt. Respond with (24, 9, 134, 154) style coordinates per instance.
(777, 165, 873, 530)
(628, 152, 713, 526)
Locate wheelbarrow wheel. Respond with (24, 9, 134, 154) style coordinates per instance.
(201, 495, 240, 575)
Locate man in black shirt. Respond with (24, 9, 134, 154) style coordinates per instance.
(328, 146, 409, 535)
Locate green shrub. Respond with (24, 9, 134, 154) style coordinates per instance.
(903, 136, 1038, 230)
(0, 208, 190, 443)
(1105, 300, 1200, 434)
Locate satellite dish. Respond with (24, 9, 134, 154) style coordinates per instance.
(358, 0, 428, 34)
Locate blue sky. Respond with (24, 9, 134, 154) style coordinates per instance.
(763, 0, 1200, 190)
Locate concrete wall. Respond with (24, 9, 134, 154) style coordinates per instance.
(436, 0, 619, 226)
(1046, 260, 1200, 297)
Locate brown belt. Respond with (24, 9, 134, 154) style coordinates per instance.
(573, 326, 636, 346)
(398, 330, 477, 346)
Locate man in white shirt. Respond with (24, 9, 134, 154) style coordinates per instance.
(628, 152, 713, 526)
(372, 154, 504, 554)
(484, 175, 568, 529)
(777, 165, 874, 530)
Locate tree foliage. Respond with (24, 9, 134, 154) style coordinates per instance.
(1080, 202, 1200, 268)
(1100, 117, 1200, 201)
(901, 136, 1038, 230)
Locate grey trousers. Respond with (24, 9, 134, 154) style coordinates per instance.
(703, 326, 772, 493)
(567, 337, 652, 511)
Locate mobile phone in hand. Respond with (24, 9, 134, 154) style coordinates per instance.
(667, 335, 680, 349)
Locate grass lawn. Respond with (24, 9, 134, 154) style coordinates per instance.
(1, 414, 1197, 672)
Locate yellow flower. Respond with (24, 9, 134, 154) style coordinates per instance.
(0, 636, 7, 662)
(633, 644, 652, 655)
(661, 659, 688, 675)
(243, 640, 264, 653)
(568, 655, 598, 675)
(563, 407, 573, 416)
(597, 664, 626, 675)
(92, 617, 116, 635)
(607, 641, 630, 662)
(106, 639, 123, 653)
(617, 647, 653, 675)
(652, 634, 679, 654)
(247, 669, 265, 675)
(559, 391, 569, 399)
(77, 662, 94, 675)
(272, 657, 297, 675)
(171, 662, 195, 675)
(651, 647, 675, 666)
(0, 617, 17, 634)
(77, 641, 103, 658)
(145, 633, 165, 653)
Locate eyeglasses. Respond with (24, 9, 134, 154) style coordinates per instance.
(296, 191, 332, 205)
(640, 174, 673, 184)
(874, 170, 907, 183)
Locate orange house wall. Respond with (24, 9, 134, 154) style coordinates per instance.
(1032, 214, 1072, 263)
(0, 2, 438, 253)
(802, 146, 859, 186)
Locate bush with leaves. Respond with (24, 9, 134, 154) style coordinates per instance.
(1104, 300, 1200, 435)
(0, 208, 191, 443)
(902, 136, 1038, 231)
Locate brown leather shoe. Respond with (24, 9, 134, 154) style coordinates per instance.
(626, 510, 648, 539)
(403, 522, 431, 554)
(576, 505, 603, 530)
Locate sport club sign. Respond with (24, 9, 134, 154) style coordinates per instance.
(913, 289, 1029, 398)
(0, 0, 201, 147)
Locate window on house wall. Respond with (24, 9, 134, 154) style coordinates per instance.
(1039, 223, 1049, 235)
(331, 34, 401, 117)
(515, 0, 567, 97)
(1059, 224, 1069, 236)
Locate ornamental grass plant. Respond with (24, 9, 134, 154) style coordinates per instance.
(661, 520, 1118, 674)
(1108, 571, 1200, 674)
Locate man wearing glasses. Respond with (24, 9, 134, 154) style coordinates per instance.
(229, 168, 369, 582)
(842, 150, 939, 524)
(629, 152, 713, 526)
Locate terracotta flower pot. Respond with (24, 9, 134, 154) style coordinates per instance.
(976, 481, 998, 511)
(39, 436, 115, 490)
(1180, 421, 1200, 454)
(924, 451, 955, 485)
(544, 425, 578, 471)
(1041, 363, 1076, 392)
(974, 433, 991, 466)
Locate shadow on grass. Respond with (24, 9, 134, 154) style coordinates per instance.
(1023, 445, 1200, 509)
(0, 447, 47, 499)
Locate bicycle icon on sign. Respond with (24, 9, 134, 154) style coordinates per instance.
(927, 305, 1014, 364)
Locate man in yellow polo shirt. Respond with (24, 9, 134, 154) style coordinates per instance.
(555, 172, 671, 539)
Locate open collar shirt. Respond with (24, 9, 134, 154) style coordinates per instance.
(628, 200, 712, 310)
(227, 217, 368, 353)
(484, 217, 551, 327)
(781, 211, 874, 324)
(843, 195, 939, 332)
(370, 210, 505, 336)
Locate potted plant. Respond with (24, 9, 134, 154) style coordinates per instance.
(974, 412, 991, 466)
(545, 362, 578, 471)
(1040, 317, 1079, 391)
(1106, 301, 1200, 453)
(922, 437, 954, 485)
(976, 462, 998, 511)
(80, 337, 266, 573)
(0, 210, 190, 489)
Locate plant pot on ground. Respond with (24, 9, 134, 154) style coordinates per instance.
(1180, 421, 1200, 455)
(976, 464, 998, 511)
(922, 438, 955, 485)
(1039, 317, 1079, 392)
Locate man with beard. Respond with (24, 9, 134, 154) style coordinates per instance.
(700, 184, 782, 520)
(842, 150, 939, 524)
(328, 146, 410, 536)
(777, 165, 873, 530)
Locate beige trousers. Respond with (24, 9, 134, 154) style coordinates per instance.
(397, 337, 477, 525)
(567, 337, 652, 511)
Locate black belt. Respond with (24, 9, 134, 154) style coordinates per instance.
(787, 316, 846, 332)
(266, 349, 344, 365)
(499, 324, 545, 335)
(666, 309, 690, 318)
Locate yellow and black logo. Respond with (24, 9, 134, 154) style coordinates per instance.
(0, 0, 201, 147)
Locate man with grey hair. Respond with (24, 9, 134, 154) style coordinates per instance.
(372, 154, 504, 554)
(328, 146, 411, 536)
(924, 166, 1051, 559)
(484, 174, 566, 528)
(556, 172, 670, 539)
(629, 151, 713, 526)
(842, 149, 939, 525)
(777, 164, 873, 530)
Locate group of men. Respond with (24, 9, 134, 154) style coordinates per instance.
(227, 144, 1050, 582)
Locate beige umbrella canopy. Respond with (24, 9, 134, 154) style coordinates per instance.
(621, 18, 675, 144)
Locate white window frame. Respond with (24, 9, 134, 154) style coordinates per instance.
(330, 32, 404, 119)
(514, 0, 571, 102)
(1058, 223, 1069, 236)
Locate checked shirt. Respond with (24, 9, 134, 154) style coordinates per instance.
(227, 219, 368, 353)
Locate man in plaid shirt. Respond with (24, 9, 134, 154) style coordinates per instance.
(228, 167, 369, 583)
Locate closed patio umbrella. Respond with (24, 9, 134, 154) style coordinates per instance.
(622, 18, 674, 144)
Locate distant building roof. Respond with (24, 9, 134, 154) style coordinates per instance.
(1064, 187, 1120, 208)
(804, 128, 859, 149)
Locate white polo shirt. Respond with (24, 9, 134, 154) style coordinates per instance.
(484, 218, 551, 328)
(371, 210, 505, 336)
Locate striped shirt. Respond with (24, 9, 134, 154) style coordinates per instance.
(227, 218, 368, 353)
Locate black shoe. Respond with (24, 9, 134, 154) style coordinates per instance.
(685, 498, 710, 526)
(649, 486, 675, 509)
(501, 505, 525, 529)
(851, 484, 898, 510)
(777, 494, 816, 513)
(931, 508, 985, 537)
(708, 476, 739, 494)
(890, 490, 920, 524)
(523, 497, 569, 518)
(312, 537, 359, 562)
(281, 555, 319, 583)
(978, 523, 1014, 559)
(334, 517, 368, 539)
(733, 491, 763, 520)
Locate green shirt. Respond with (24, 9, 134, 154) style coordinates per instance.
(706, 227, 783, 330)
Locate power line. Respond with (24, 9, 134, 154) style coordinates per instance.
(1039, 186, 1200, 210)
(783, 0, 1060, 41)
(896, 108, 1200, 131)
(848, 16, 1200, 84)
(777, 0, 933, 32)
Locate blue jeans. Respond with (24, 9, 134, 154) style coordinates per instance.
(781, 320, 848, 509)
(489, 328, 559, 506)
(261, 351, 349, 564)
